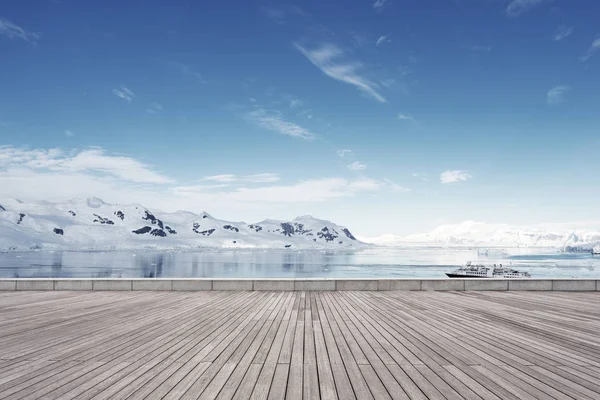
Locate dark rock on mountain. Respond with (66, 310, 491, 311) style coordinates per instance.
(143, 211, 163, 229)
(68, 210, 76, 216)
(317, 227, 337, 242)
(285, 244, 291, 248)
(17, 213, 25, 224)
(192, 223, 201, 234)
(248, 224, 262, 232)
(132, 226, 152, 234)
(293, 223, 312, 235)
(195, 228, 215, 236)
(223, 225, 239, 232)
(338, 241, 342, 244)
(280, 222, 294, 237)
(165, 226, 177, 234)
(93, 214, 114, 225)
(114, 210, 125, 220)
(202, 215, 208, 219)
(233, 240, 237, 243)
(0, 204, 5, 211)
(342, 228, 356, 240)
(150, 228, 166, 237)
(53, 228, 64, 235)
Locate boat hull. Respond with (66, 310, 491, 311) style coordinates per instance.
(445, 273, 491, 278)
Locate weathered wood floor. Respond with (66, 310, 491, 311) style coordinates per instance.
(0, 291, 599, 399)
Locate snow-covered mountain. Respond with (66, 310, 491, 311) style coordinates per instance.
(358, 220, 600, 248)
(0, 198, 365, 251)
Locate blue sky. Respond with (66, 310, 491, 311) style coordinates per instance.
(1, 0, 599, 236)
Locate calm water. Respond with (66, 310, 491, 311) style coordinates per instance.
(0, 247, 598, 279)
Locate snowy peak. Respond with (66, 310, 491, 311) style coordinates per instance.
(0, 198, 365, 251)
(361, 221, 600, 248)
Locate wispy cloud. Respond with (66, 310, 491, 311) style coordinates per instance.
(440, 170, 471, 184)
(412, 173, 428, 181)
(245, 108, 316, 140)
(581, 38, 600, 62)
(295, 43, 387, 103)
(0, 17, 40, 44)
(262, 7, 285, 24)
(112, 87, 135, 103)
(383, 178, 410, 192)
(0, 146, 172, 184)
(284, 95, 303, 109)
(376, 35, 390, 47)
(146, 102, 163, 114)
(203, 173, 280, 184)
(231, 178, 382, 203)
(64, 130, 75, 137)
(204, 174, 237, 183)
(170, 62, 207, 84)
(347, 161, 367, 171)
(261, 5, 307, 25)
(547, 85, 570, 104)
(553, 25, 573, 41)
(506, 0, 547, 17)
(373, 0, 389, 10)
(398, 113, 419, 125)
(337, 149, 353, 158)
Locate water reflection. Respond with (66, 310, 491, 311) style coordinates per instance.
(1, 248, 599, 279)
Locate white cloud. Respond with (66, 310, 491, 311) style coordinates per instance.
(0, 146, 172, 184)
(553, 25, 573, 41)
(112, 87, 135, 103)
(373, 0, 389, 10)
(245, 173, 281, 183)
(440, 170, 472, 184)
(64, 130, 75, 137)
(204, 174, 237, 183)
(146, 102, 163, 114)
(412, 173, 428, 181)
(506, 0, 546, 17)
(376, 35, 390, 47)
(289, 98, 303, 108)
(383, 178, 410, 192)
(231, 178, 382, 203)
(0, 17, 40, 44)
(203, 173, 281, 184)
(581, 38, 600, 62)
(245, 108, 316, 140)
(398, 113, 419, 125)
(295, 43, 387, 103)
(0, 146, 408, 222)
(347, 161, 367, 171)
(547, 85, 571, 104)
(337, 149, 353, 158)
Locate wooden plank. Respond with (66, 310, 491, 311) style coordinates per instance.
(1, 290, 599, 400)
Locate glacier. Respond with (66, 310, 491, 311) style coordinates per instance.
(0, 198, 366, 251)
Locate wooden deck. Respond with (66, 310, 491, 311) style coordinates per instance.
(0, 291, 599, 399)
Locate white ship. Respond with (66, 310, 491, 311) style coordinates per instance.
(446, 262, 531, 278)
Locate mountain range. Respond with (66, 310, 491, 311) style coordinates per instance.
(0, 198, 364, 251)
(358, 220, 600, 248)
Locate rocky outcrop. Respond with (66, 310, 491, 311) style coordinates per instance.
(93, 214, 114, 225)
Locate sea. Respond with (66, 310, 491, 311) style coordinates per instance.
(0, 247, 598, 279)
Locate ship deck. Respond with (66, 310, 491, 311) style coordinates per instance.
(1, 290, 599, 399)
